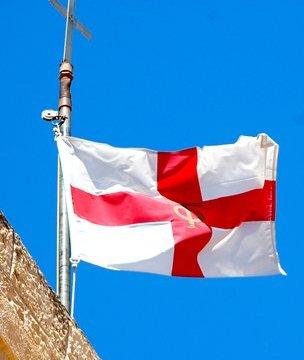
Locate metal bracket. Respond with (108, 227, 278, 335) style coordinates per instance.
(41, 109, 67, 126)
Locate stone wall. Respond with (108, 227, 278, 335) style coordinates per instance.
(0, 213, 100, 360)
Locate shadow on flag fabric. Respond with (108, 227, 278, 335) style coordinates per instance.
(57, 134, 286, 278)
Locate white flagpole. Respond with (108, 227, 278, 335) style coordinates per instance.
(57, 0, 75, 311)
(43, 0, 92, 312)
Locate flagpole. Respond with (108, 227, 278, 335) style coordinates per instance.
(42, 0, 91, 312)
(57, 0, 75, 312)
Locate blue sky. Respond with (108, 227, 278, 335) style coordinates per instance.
(1, 1, 303, 359)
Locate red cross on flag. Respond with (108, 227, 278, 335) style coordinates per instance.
(57, 134, 285, 278)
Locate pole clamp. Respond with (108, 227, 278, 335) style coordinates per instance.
(70, 258, 80, 269)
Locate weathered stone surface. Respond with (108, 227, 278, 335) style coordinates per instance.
(0, 212, 100, 360)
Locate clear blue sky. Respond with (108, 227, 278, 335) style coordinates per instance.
(1, 1, 303, 359)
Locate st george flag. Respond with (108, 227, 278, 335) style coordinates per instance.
(57, 134, 285, 278)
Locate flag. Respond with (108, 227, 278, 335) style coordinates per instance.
(57, 134, 285, 278)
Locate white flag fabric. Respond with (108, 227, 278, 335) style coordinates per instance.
(57, 134, 285, 278)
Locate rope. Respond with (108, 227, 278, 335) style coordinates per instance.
(70, 258, 79, 318)
(53, 123, 63, 139)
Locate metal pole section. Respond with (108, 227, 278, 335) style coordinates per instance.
(57, 0, 75, 312)
(63, 0, 75, 62)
